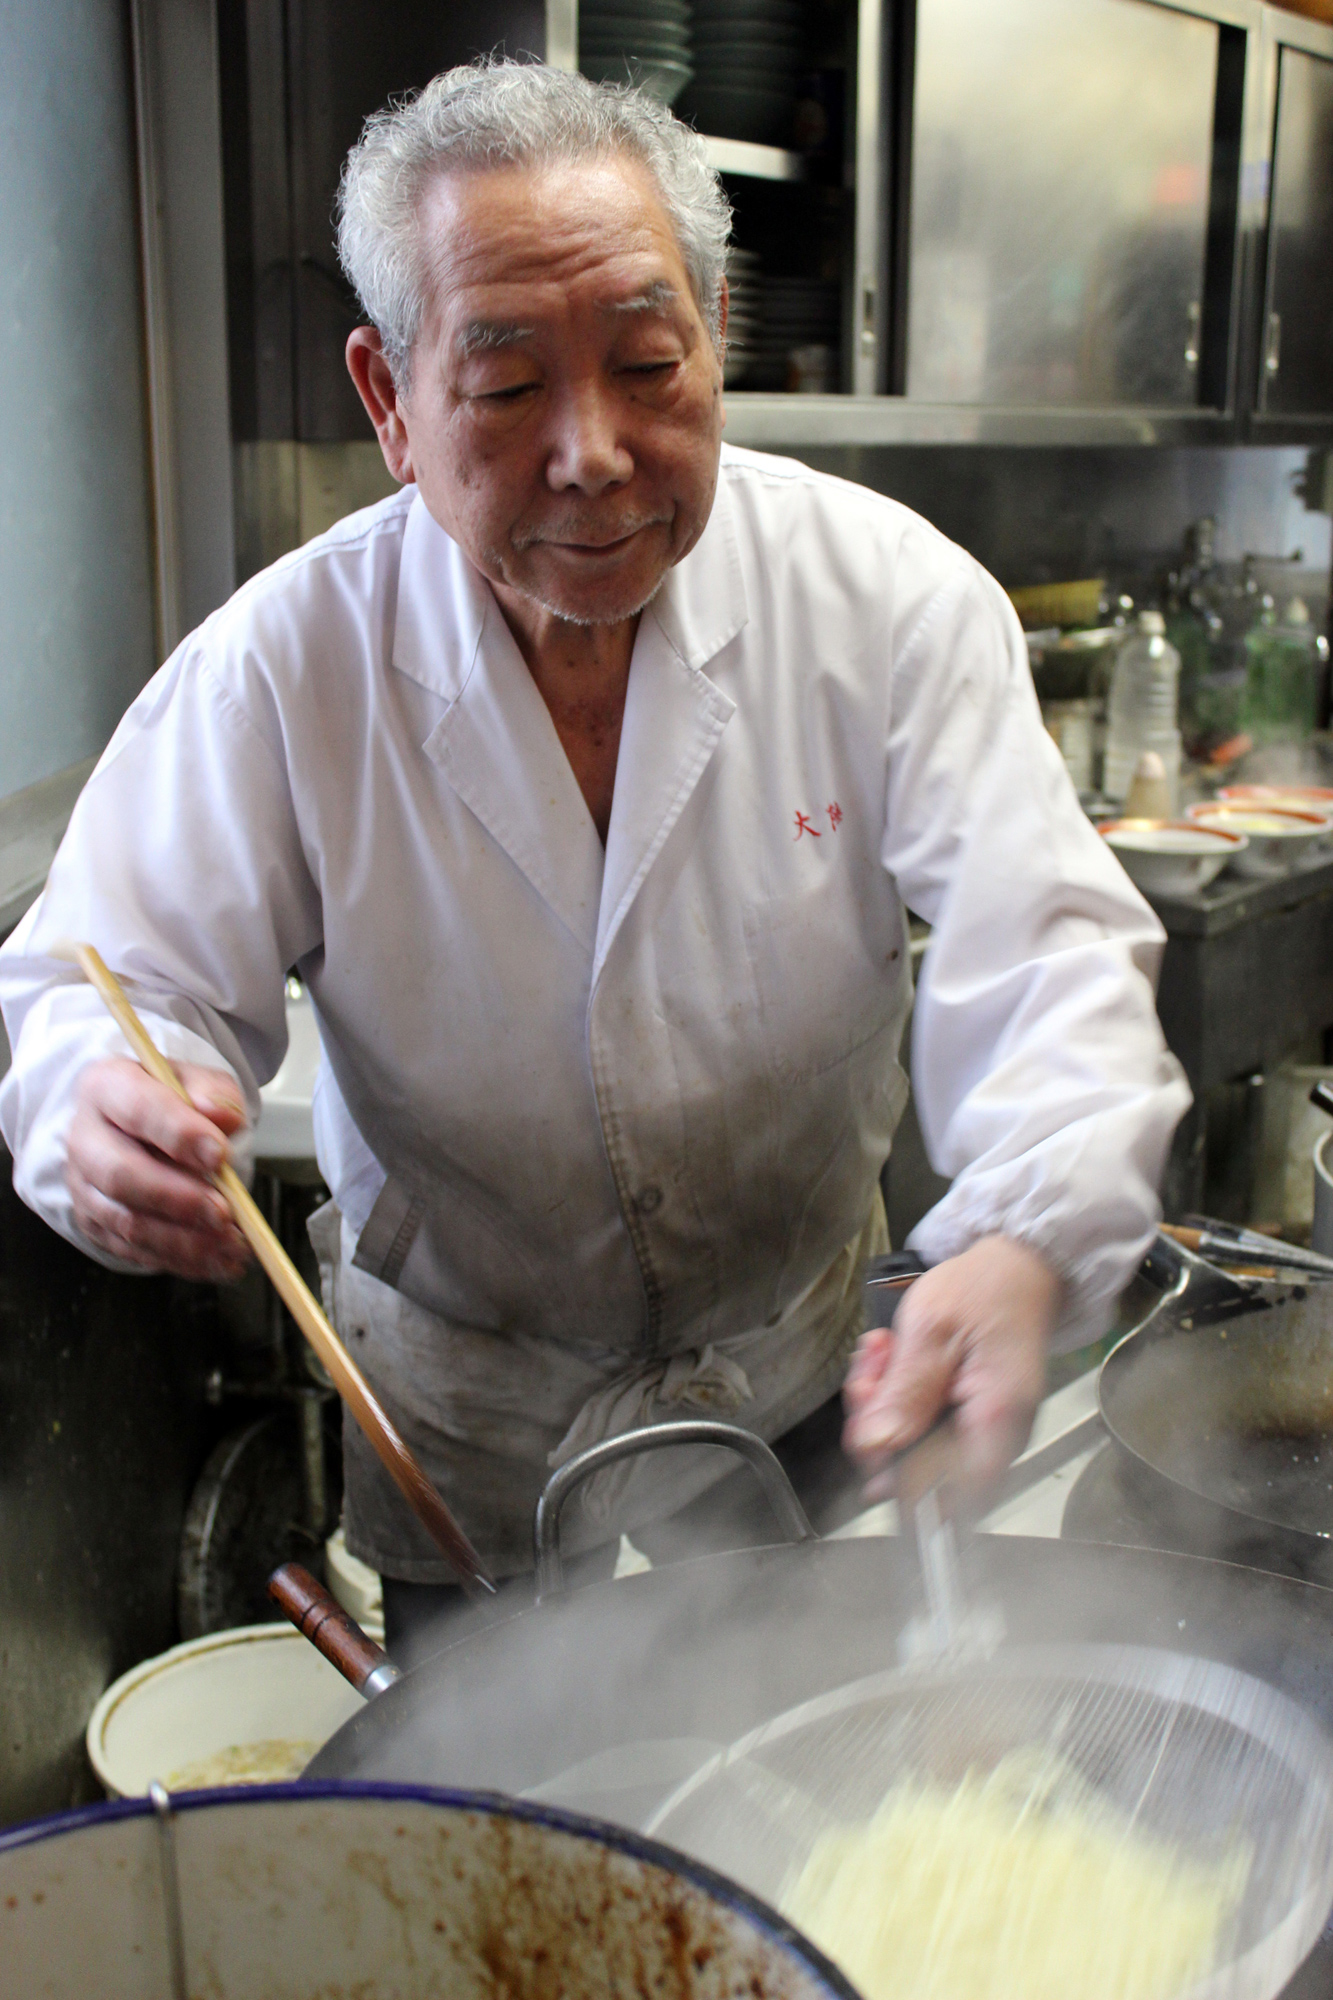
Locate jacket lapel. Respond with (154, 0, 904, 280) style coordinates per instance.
(594, 479, 746, 982)
(391, 478, 749, 975)
(394, 497, 605, 955)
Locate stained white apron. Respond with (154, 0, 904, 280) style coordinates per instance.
(310, 1191, 888, 1580)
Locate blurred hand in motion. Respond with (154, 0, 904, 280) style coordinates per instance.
(842, 1234, 1060, 1501)
(67, 1057, 252, 1283)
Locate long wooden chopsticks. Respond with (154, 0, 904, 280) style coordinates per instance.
(66, 943, 496, 1600)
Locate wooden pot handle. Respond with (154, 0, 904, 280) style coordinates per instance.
(268, 1562, 401, 1697)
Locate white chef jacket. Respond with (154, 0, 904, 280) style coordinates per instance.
(0, 445, 1189, 1578)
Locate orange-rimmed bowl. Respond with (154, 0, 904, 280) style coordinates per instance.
(1100, 818, 1246, 897)
(1220, 784, 1333, 812)
(1187, 801, 1329, 876)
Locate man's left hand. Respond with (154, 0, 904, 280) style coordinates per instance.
(842, 1234, 1060, 1498)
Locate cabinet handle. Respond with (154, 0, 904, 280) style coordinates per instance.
(1184, 300, 1200, 372)
(860, 279, 876, 358)
(1264, 311, 1282, 379)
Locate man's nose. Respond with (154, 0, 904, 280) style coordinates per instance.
(545, 381, 634, 495)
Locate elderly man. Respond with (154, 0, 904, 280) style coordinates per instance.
(0, 62, 1186, 1640)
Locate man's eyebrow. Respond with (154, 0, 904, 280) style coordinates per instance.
(606, 279, 681, 317)
(457, 319, 536, 358)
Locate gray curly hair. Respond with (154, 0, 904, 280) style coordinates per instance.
(337, 60, 732, 388)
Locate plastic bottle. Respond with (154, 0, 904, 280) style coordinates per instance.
(1163, 517, 1221, 738)
(1103, 611, 1182, 808)
(1242, 597, 1328, 745)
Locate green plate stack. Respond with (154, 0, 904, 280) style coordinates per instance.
(677, 0, 807, 144)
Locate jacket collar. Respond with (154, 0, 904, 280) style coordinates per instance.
(392, 481, 745, 966)
(390, 471, 748, 694)
(646, 465, 748, 672)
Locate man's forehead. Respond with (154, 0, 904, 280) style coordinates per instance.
(419, 158, 693, 331)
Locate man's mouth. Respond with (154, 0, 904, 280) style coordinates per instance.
(564, 531, 638, 552)
(519, 519, 666, 556)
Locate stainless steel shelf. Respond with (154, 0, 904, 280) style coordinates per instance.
(721, 394, 1242, 448)
(701, 135, 806, 182)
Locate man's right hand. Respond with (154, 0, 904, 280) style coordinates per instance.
(66, 1058, 252, 1282)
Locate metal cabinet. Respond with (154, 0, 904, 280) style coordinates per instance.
(220, 0, 545, 449)
(727, 0, 1333, 453)
(216, 0, 1333, 456)
(1250, 12, 1333, 432)
(899, 0, 1224, 410)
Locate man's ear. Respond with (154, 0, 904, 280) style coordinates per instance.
(346, 327, 414, 484)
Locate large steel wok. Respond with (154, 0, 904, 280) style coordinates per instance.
(1101, 1232, 1333, 1579)
(293, 1414, 1333, 1997)
(302, 1420, 1333, 1807)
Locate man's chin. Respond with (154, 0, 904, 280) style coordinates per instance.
(519, 562, 668, 629)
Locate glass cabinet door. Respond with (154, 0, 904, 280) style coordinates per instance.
(903, 0, 1219, 407)
(1260, 45, 1333, 417)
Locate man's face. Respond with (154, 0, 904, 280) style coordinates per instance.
(390, 155, 725, 627)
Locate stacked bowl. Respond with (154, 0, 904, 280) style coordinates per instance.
(680, 0, 808, 145)
(749, 273, 841, 390)
(579, 0, 694, 105)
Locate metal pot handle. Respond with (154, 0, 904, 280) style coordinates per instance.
(1139, 1228, 1207, 1298)
(533, 1418, 817, 1602)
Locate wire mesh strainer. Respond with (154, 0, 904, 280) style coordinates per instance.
(646, 1644, 1333, 2000)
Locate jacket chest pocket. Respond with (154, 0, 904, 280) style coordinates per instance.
(743, 890, 908, 1086)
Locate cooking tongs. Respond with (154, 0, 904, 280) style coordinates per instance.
(62, 943, 495, 1599)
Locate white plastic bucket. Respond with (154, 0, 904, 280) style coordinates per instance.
(85, 1623, 364, 1797)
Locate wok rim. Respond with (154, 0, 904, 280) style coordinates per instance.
(1099, 1293, 1333, 1553)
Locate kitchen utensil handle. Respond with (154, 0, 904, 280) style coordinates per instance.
(268, 1562, 402, 1698)
(863, 1250, 927, 1322)
(65, 942, 495, 1600)
(1311, 1081, 1333, 1121)
(533, 1418, 817, 1602)
(1169, 1218, 1333, 1278)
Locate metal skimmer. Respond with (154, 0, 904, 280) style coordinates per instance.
(647, 1643, 1333, 2000)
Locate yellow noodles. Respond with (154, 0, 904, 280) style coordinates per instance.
(164, 1738, 320, 1788)
(782, 1754, 1249, 2000)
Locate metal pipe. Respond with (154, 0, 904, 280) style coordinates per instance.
(298, 1389, 328, 1538)
(148, 1782, 188, 2000)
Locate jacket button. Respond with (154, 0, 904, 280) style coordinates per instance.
(634, 1185, 663, 1216)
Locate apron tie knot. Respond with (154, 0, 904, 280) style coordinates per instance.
(547, 1345, 755, 1524)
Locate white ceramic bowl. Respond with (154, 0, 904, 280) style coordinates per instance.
(86, 1623, 363, 1798)
(1186, 802, 1329, 877)
(1100, 818, 1246, 897)
(1219, 786, 1333, 852)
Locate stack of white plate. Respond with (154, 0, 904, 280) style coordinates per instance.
(723, 245, 761, 386)
(580, 0, 694, 105)
(749, 273, 840, 390)
(681, 0, 808, 144)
